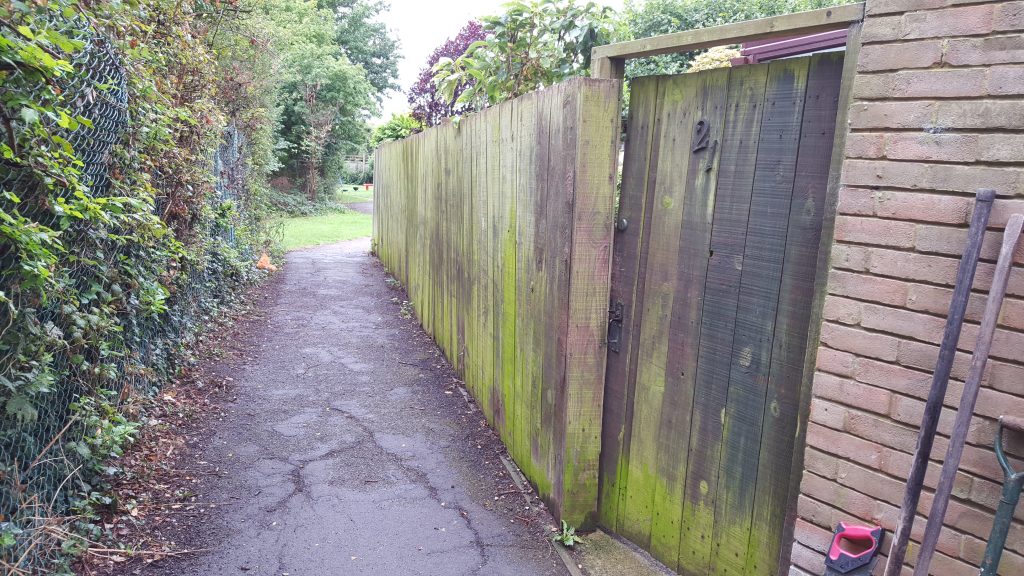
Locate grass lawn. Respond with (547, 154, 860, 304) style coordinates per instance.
(277, 209, 372, 251)
(336, 184, 374, 204)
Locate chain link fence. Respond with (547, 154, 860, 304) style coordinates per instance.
(0, 15, 252, 574)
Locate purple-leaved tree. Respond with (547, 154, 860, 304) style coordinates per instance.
(407, 21, 485, 127)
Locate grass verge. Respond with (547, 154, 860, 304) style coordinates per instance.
(337, 184, 374, 204)
(276, 209, 372, 251)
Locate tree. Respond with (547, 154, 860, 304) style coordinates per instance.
(407, 21, 486, 127)
(260, 0, 376, 200)
(370, 113, 422, 147)
(321, 0, 401, 98)
(432, 0, 617, 110)
(622, 0, 848, 77)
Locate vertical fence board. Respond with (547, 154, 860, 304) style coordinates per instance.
(499, 100, 518, 444)
(701, 57, 809, 576)
(745, 52, 844, 576)
(649, 67, 729, 570)
(563, 79, 620, 527)
(598, 75, 661, 531)
(619, 73, 701, 548)
(702, 63, 771, 576)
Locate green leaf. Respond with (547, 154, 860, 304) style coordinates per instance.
(5, 395, 38, 424)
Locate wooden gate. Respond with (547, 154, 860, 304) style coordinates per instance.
(599, 52, 845, 575)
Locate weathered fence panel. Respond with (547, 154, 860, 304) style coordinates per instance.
(373, 78, 620, 525)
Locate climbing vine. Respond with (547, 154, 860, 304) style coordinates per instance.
(0, 0, 278, 571)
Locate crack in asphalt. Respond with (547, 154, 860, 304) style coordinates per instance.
(140, 238, 567, 576)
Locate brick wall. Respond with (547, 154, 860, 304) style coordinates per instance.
(791, 2, 1024, 575)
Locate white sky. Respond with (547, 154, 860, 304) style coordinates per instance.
(375, 0, 624, 122)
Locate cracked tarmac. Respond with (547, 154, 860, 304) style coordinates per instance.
(145, 238, 567, 576)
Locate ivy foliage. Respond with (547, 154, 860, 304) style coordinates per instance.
(432, 0, 617, 110)
(0, 0, 279, 570)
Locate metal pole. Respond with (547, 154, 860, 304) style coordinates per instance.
(913, 213, 1024, 575)
(883, 189, 996, 576)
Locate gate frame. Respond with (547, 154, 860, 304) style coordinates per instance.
(590, 4, 865, 573)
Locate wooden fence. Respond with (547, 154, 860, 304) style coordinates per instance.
(373, 77, 620, 526)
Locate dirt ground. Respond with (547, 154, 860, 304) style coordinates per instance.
(93, 238, 568, 576)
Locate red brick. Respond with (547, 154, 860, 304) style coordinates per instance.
(859, 41, 944, 72)
(828, 269, 908, 306)
(803, 446, 840, 479)
(790, 542, 825, 575)
(810, 396, 848, 429)
(884, 133, 978, 163)
(835, 215, 917, 248)
(994, 1, 1024, 31)
(967, 476, 1024, 523)
(988, 327, 1024, 363)
(998, 296, 1024, 331)
(912, 224, 1024, 267)
(798, 493, 838, 529)
(988, 359, 1024, 393)
(920, 550, 978, 576)
(823, 295, 863, 324)
(853, 69, 988, 99)
(849, 101, 935, 130)
(853, 357, 933, 398)
(842, 159, 1022, 195)
(905, 283, 987, 324)
(815, 372, 893, 415)
(974, 258, 1024, 298)
(837, 187, 876, 216)
(989, 64, 1024, 96)
(844, 409, 920, 453)
(816, 346, 857, 376)
(978, 133, 1024, 162)
(831, 243, 870, 271)
(975, 386, 1024, 422)
(866, 247, 959, 285)
(941, 498, 997, 540)
(806, 423, 878, 465)
(801, 472, 883, 525)
(835, 459, 906, 506)
(934, 100, 1024, 130)
(806, 422, 894, 473)
(897, 338, 973, 380)
(821, 322, 900, 361)
(860, 303, 947, 344)
(849, 100, 1024, 130)
(945, 34, 1024, 66)
(844, 133, 886, 159)
(900, 4, 995, 39)
(888, 395, 958, 439)
(861, 14, 904, 43)
(865, 0, 950, 16)
(991, 199, 1024, 227)
(872, 190, 971, 224)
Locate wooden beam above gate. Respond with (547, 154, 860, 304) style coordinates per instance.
(591, 3, 865, 80)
